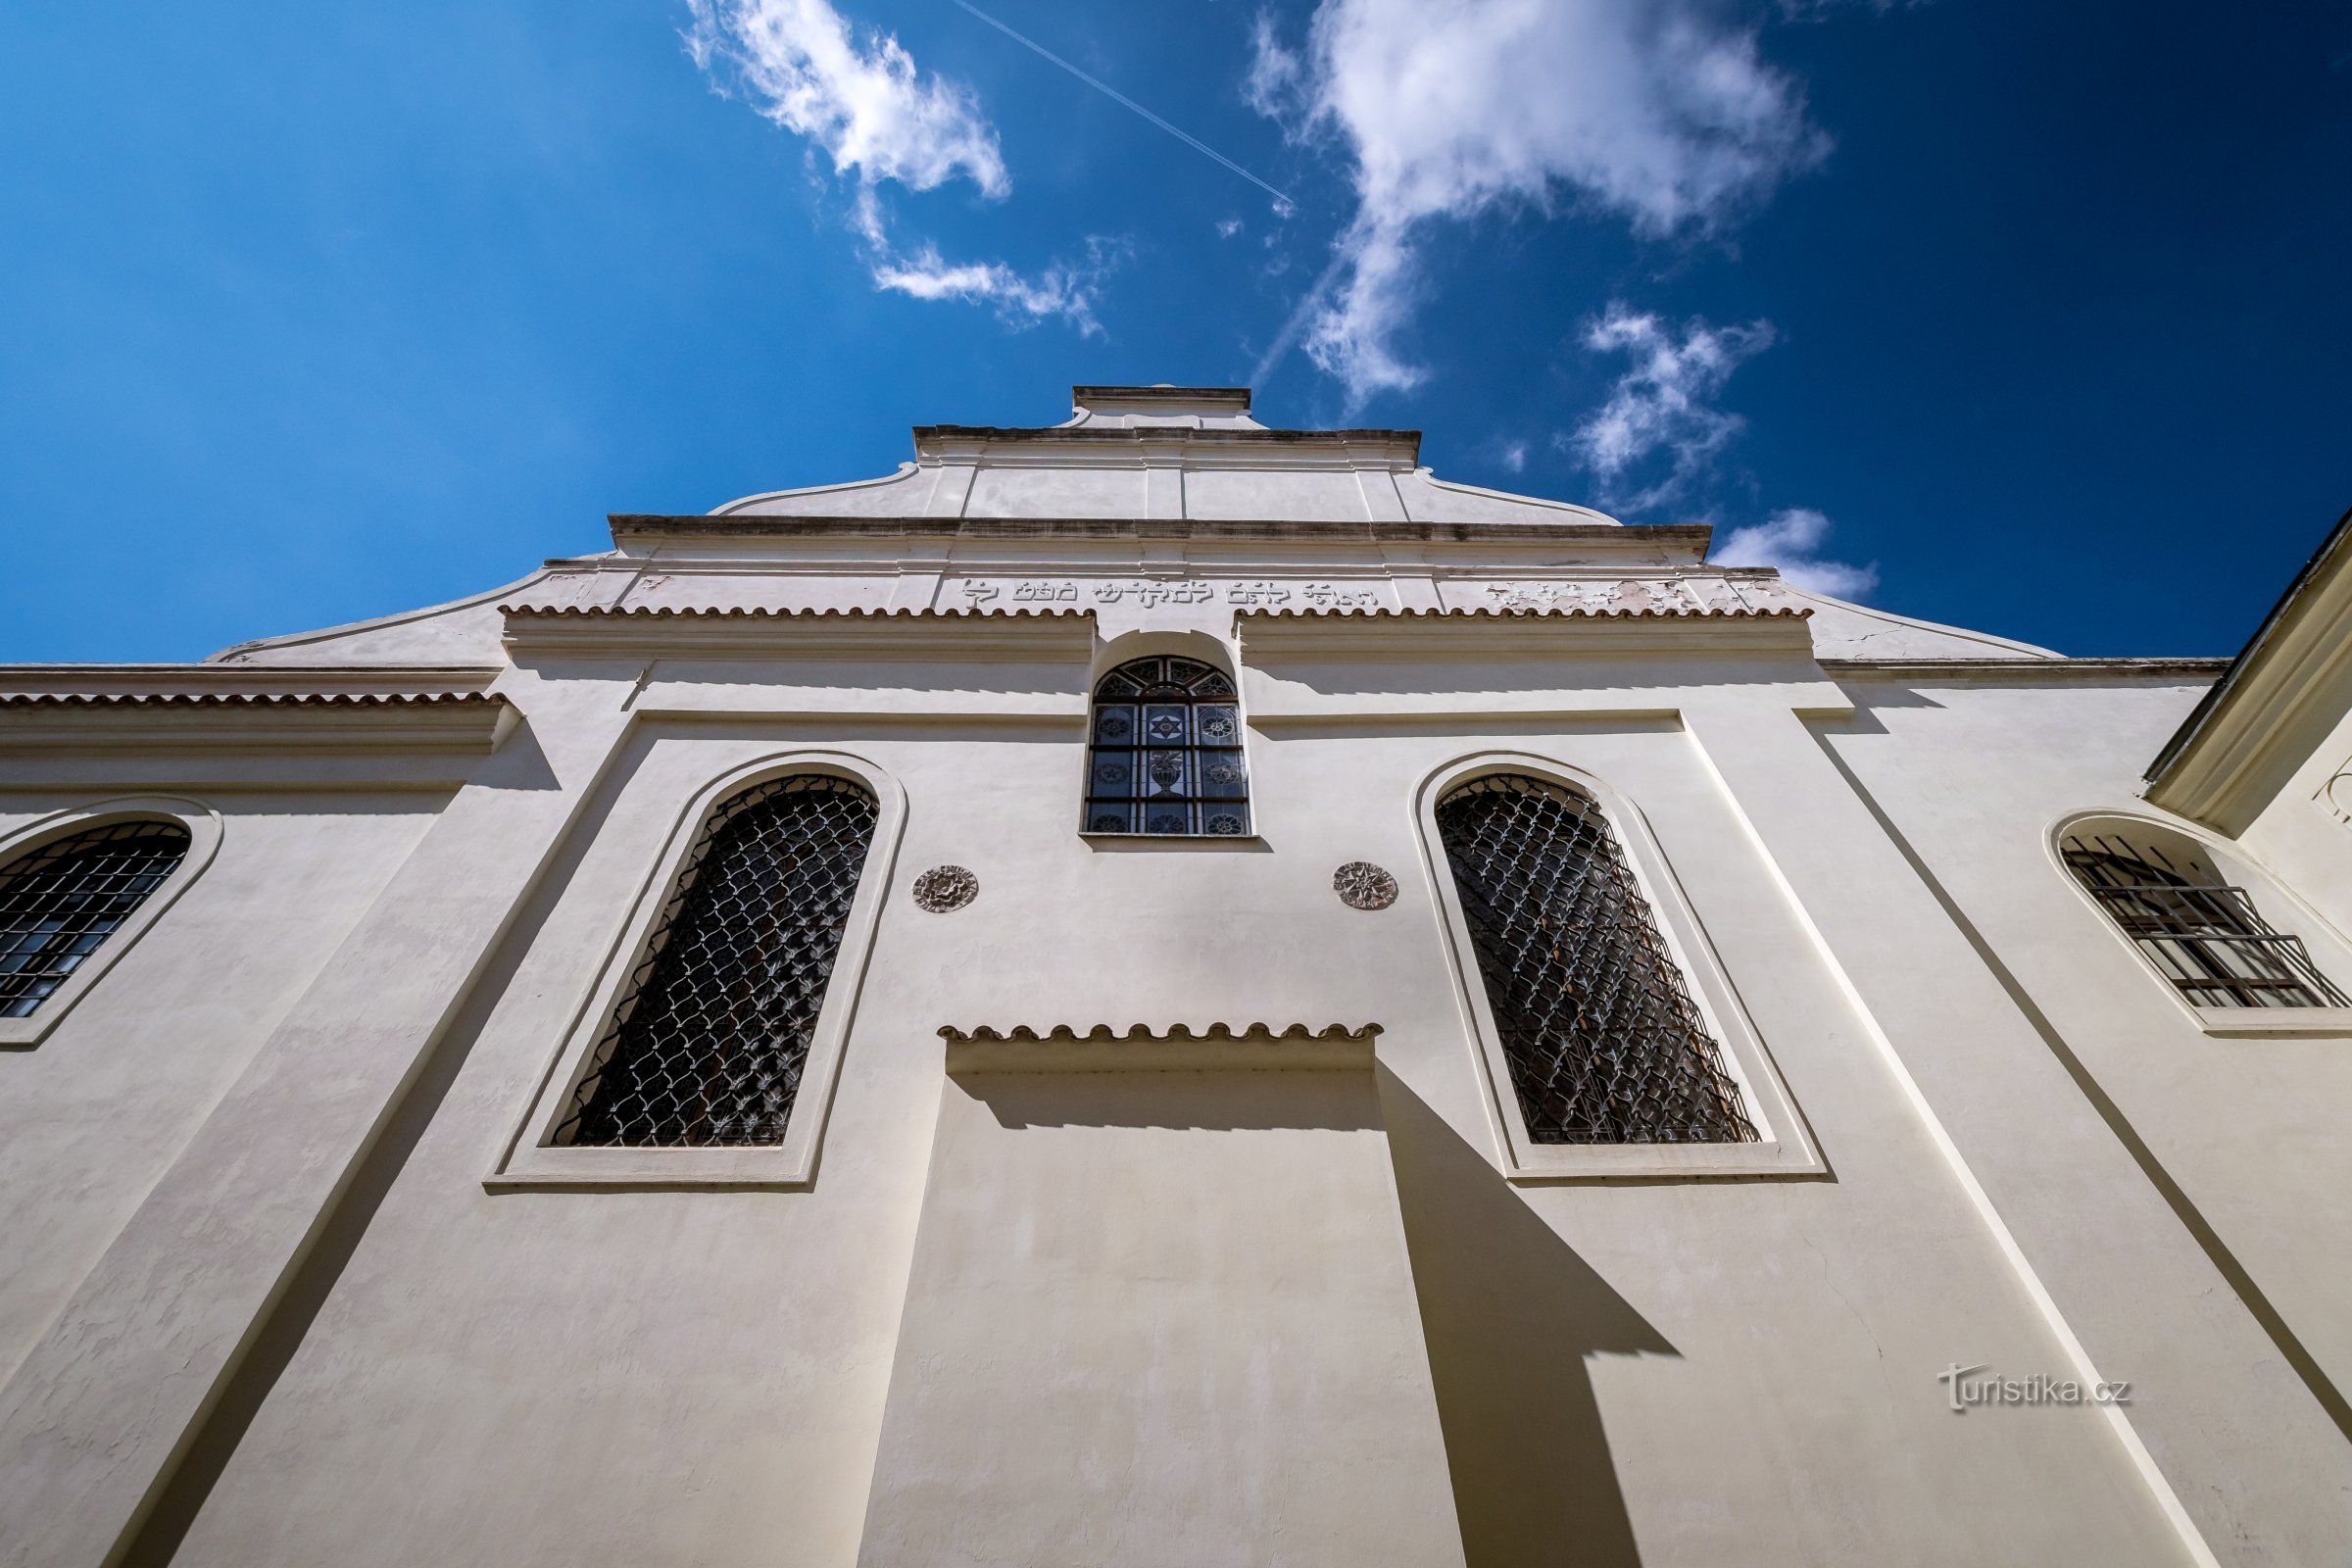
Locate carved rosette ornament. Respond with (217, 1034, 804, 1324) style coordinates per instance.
(1333, 861, 1398, 911)
(911, 865, 978, 913)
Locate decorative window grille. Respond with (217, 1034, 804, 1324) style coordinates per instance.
(1436, 774, 1756, 1145)
(2063, 832, 2348, 1008)
(555, 775, 878, 1148)
(0, 820, 191, 1019)
(1083, 656, 1250, 836)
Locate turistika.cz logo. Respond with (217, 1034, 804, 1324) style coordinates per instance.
(1937, 1363, 2132, 1412)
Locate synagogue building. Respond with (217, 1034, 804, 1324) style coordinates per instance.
(3, 385, 2350, 1566)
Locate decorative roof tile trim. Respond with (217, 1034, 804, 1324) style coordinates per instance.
(498, 604, 1094, 620)
(1237, 606, 1810, 620)
(940, 1022, 1380, 1043)
(0, 691, 507, 710)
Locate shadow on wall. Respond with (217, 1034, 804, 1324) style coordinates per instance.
(958, 1068, 1381, 1133)
(1379, 1066, 1671, 1568)
(114, 720, 642, 1568)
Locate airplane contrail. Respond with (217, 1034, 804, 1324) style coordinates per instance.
(947, 0, 1296, 212)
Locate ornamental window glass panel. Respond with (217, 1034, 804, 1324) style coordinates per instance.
(555, 775, 878, 1148)
(1436, 774, 1756, 1144)
(2063, 830, 2348, 1008)
(1083, 656, 1250, 837)
(0, 820, 190, 1019)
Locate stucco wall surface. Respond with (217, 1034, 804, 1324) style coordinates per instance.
(0, 794, 441, 1387)
(102, 694, 2225, 1567)
(1818, 675, 2352, 1554)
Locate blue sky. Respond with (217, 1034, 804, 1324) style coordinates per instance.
(3, 0, 2347, 662)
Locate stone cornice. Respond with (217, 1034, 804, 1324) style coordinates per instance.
(0, 663, 503, 697)
(1823, 657, 2230, 681)
(0, 688, 512, 759)
(1069, 383, 1250, 409)
(910, 424, 1418, 460)
(611, 514, 1707, 555)
(499, 603, 1099, 660)
(1237, 604, 1814, 660)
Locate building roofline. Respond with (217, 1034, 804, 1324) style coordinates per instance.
(1070, 384, 1250, 409)
(607, 514, 1709, 551)
(2146, 502, 2352, 786)
(909, 424, 1418, 455)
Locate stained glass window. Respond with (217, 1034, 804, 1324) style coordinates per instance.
(1083, 656, 1251, 836)
(555, 775, 878, 1148)
(0, 819, 191, 1019)
(1437, 774, 1755, 1144)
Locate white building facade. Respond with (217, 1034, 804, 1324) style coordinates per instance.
(3, 385, 2350, 1566)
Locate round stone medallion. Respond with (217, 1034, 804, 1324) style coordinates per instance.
(912, 864, 978, 913)
(1333, 861, 1398, 911)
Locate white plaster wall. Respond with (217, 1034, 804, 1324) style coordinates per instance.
(139, 700, 2218, 1566)
(962, 466, 1144, 519)
(2240, 699, 2352, 940)
(858, 1063, 1465, 1568)
(1180, 466, 1385, 522)
(0, 794, 442, 1386)
(1818, 675, 2352, 1544)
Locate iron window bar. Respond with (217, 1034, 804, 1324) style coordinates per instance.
(1082, 656, 1251, 837)
(1436, 774, 1757, 1145)
(555, 775, 878, 1148)
(0, 820, 190, 1019)
(2064, 834, 2348, 1009)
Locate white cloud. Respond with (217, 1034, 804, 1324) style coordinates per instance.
(1568, 302, 1774, 511)
(687, 0, 1007, 194)
(1495, 439, 1529, 473)
(688, 0, 1102, 332)
(1217, 217, 1244, 238)
(1715, 507, 1880, 599)
(1250, 0, 1827, 406)
(870, 240, 1122, 335)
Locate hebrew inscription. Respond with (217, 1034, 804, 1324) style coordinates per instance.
(952, 578, 1379, 610)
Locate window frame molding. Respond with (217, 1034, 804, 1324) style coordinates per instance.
(489, 749, 906, 1189)
(2050, 807, 2352, 1039)
(0, 796, 222, 1049)
(1411, 752, 1821, 1181)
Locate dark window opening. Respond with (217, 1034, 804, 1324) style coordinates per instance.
(1437, 774, 1756, 1145)
(0, 819, 190, 1019)
(556, 775, 877, 1148)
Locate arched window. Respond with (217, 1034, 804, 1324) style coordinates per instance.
(555, 775, 878, 1147)
(1083, 656, 1250, 836)
(2064, 829, 2348, 1008)
(0, 819, 191, 1019)
(1436, 774, 1755, 1144)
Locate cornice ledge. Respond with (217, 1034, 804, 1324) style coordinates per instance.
(1237, 606, 1816, 660)
(497, 604, 1091, 620)
(0, 692, 514, 758)
(608, 515, 1698, 549)
(500, 604, 1099, 661)
(1822, 657, 2230, 680)
(1240, 606, 1807, 620)
(911, 424, 1418, 449)
(0, 665, 504, 699)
